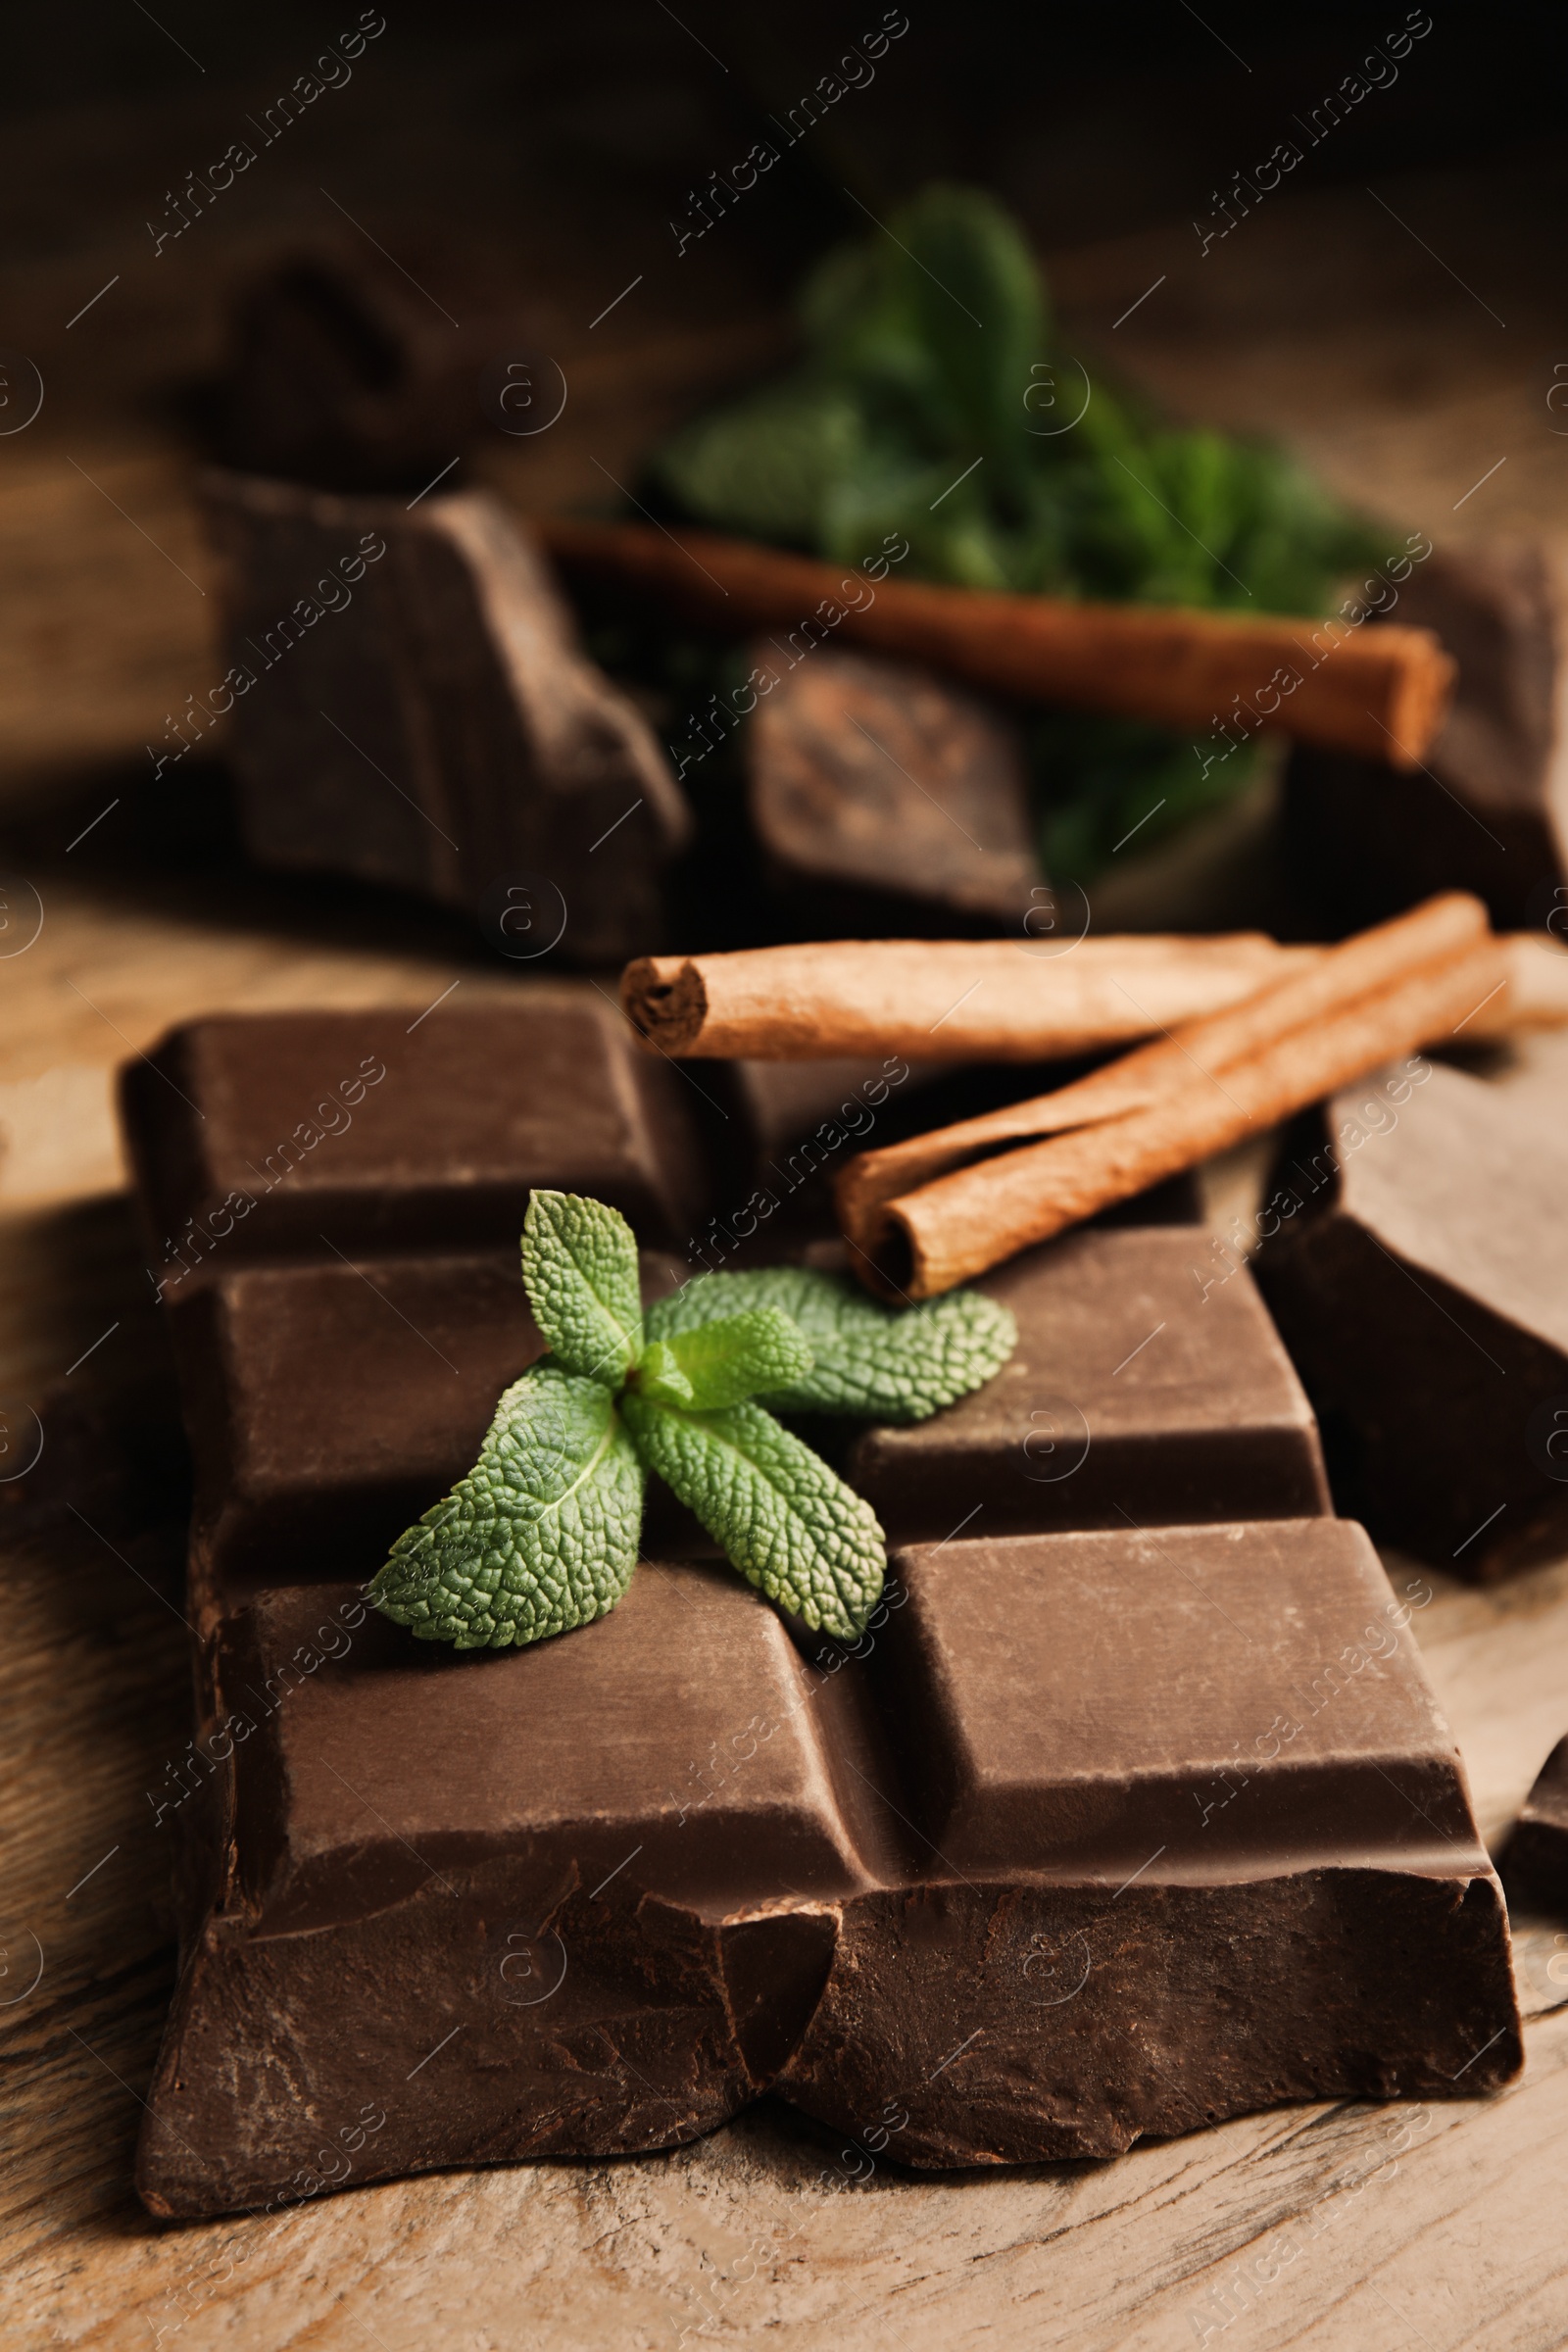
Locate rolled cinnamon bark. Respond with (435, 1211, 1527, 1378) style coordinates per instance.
(835, 893, 1492, 1242)
(538, 516, 1456, 767)
(847, 900, 1508, 1299)
(621, 935, 1319, 1062)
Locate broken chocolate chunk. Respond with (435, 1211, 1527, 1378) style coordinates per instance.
(1284, 541, 1567, 932)
(220, 243, 539, 492)
(134, 1520, 1518, 2216)
(199, 472, 692, 959)
(1254, 1033, 1568, 1577)
(746, 643, 1043, 932)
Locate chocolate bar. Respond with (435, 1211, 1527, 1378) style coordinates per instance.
(122, 1007, 1520, 2218)
(198, 472, 691, 960)
(121, 1000, 712, 1273)
(1254, 1033, 1568, 1577)
(1500, 1736, 1568, 1914)
(746, 643, 1043, 931)
(1284, 541, 1564, 933)
(850, 1225, 1330, 1540)
(134, 1520, 1518, 2216)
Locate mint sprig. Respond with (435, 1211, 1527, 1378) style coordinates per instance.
(369, 1191, 1017, 1650)
(646, 1266, 1017, 1421)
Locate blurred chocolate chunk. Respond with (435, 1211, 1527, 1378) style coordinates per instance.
(121, 1000, 714, 1274)
(1500, 1735, 1568, 1913)
(1254, 1035, 1568, 1577)
(199, 472, 691, 958)
(1284, 541, 1567, 931)
(746, 643, 1043, 931)
(221, 243, 536, 491)
(851, 1226, 1330, 1541)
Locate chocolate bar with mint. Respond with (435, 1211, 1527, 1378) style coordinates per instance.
(121, 1005, 1517, 2219)
(134, 1522, 1518, 2217)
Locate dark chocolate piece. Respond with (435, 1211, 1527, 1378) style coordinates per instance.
(135, 1520, 1518, 2215)
(1500, 1735, 1568, 1913)
(1254, 1034, 1568, 1577)
(200, 473, 691, 958)
(747, 643, 1043, 931)
(850, 1225, 1330, 1540)
(780, 1521, 1518, 2164)
(221, 244, 538, 492)
(1284, 541, 1564, 932)
(172, 1248, 678, 1626)
(121, 1000, 714, 1273)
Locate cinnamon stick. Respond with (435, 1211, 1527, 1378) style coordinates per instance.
(843, 896, 1509, 1300)
(538, 516, 1456, 767)
(834, 893, 1491, 1244)
(621, 935, 1320, 1063)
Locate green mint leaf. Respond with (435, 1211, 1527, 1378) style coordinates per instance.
(620, 1391, 884, 1640)
(368, 1363, 643, 1648)
(650, 1306, 814, 1413)
(521, 1189, 643, 1388)
(647, 1267, 1017, 1422)
(634, 1339, 696, 1408)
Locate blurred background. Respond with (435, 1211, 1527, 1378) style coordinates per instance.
(5, 0, 1567, 1231)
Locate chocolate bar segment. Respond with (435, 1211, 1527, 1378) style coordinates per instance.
(850, 1226, 1330, 1539)
(135, 1520, 1519, 2214)
(171, 1248, 683, 1627)
(1500, 1735, 1568, 1914)
(779, 1519, 1519, 2165)
(200, 474, 691, 958)
(1254, 1034, 1568, 1576)
(138, 1560, 878, 2219)
(122, 999, 714, 1271)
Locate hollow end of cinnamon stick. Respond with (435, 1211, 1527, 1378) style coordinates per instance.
(620, 955, 705, 1053)
(859, 1209, 921, 1305)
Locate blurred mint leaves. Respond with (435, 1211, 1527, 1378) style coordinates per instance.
(369, 1191, 1017, 1652)
(653, 183, 1379, 614)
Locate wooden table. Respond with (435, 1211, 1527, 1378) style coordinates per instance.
(5, 104, 1568, 2345)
